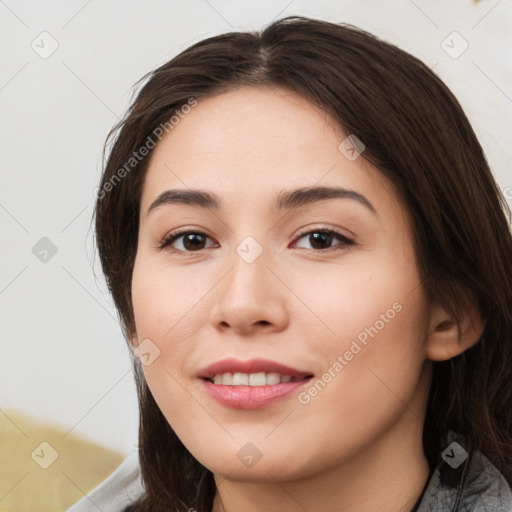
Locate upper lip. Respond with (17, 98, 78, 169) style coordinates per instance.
(197, 358, 314, 380)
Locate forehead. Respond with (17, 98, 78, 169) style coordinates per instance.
(140, 86, 399, 220)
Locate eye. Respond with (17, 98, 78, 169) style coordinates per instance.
(292, 228, 354, 252)
(158, 227, 354, 253)
(158, 230, 216, 252)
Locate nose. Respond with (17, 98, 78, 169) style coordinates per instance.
(209, 245, 289, 336)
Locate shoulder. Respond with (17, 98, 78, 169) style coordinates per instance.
(65, 451, 144, 512)
(418, 430, 512, 511)
(459, 448, 512, 511)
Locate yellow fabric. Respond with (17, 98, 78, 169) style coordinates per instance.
(0, 409, 125, 512)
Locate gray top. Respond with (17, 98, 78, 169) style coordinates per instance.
(66, 430, 512, 512)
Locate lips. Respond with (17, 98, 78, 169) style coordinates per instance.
(197, 358, 314, 409)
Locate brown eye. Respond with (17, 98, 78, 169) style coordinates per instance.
(181, 233, 207, 250)
(308, 232, 334, 250)
(159, 231, 215, 251)
(294, 229, 354, 252)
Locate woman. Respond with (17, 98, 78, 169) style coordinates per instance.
(67, 15, 512, 512)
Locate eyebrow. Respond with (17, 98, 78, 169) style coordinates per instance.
(146, 186, 378, 216)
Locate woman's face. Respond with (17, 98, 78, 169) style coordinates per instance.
(131, 86, 433, 481)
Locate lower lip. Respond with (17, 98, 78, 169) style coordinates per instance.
(201, 378, 312, 409)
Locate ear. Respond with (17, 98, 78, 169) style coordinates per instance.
(425, 300, 485, 362)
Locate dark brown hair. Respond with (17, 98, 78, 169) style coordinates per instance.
(94, 15, 512, 511)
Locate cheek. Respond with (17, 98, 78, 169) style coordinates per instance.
(131, 255, 200, 342)
(130, 259, 194, 395)
(294, 247, 421, 348)
(295, 248, 428, 407)
(301, 269, 428, 421)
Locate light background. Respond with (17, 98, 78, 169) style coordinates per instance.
(1, 0, 511, 457)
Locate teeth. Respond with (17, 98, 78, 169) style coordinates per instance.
(232, 373, 249, 385)
(248, 372, 266, 386)
(210, 372, 299, 386)
(266, 372, 280, 385)
(221, 373, 233, 385)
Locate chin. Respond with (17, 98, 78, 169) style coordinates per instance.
(191, 443, 314, 483)
(209, 462, 306, 483)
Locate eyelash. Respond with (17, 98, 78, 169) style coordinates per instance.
(157, 227, 355, 253)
